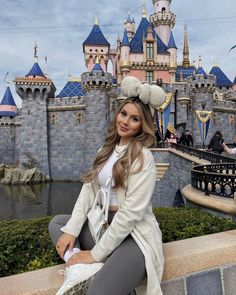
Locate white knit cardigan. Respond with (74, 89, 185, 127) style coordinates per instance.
(61, 147, 164, 295)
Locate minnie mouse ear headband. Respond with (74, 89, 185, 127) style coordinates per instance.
(120, 76, 166, 116)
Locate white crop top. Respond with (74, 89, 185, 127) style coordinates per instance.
(97, 144, 127, 206)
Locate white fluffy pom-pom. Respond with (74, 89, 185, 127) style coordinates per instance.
(121, 76, 142, 98)
(149, 85, 166, 108)
(139, 83, 151, 104)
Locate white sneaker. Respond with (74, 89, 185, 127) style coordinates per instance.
(56, 263, 103, 295)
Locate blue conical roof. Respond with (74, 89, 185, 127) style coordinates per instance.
(233, 76, 236, 84)
(121, 30, 130, 47)
(129, 16, 168, 53)
(130, 17, 150, 53)
(83, 24, 110, 48)
(26, 62, 46, 78)
(0, 85, 17, 117)
(196, 66, 207, 78)
(209, 66, 233, 87)
(126, 14, 132, 23)
(90, 63, 104, 75)
(168, 31, 177, 49)
(1, 86, 16, 106)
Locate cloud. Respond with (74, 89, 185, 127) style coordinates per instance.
(0, 0, 235, 107)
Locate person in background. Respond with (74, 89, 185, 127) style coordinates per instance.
(166, 133, 177, 145)
(179, 129, 194, 147)
(208, 131, 224, 154)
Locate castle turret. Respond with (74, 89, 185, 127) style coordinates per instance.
(120, 30, 131, 77)
(183, 25, 190, 68)
(167, 31, 177, 84)
(124, 13, 135, 40)
(81, 58, 113, 172)
(150, 0, 176, 46)
(83, 18, 110, 72)
(0, 83, 19, 165)
(14, 44, 56, 177)
(0, 83, 17, 117)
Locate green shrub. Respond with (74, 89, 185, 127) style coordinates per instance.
(1, 208, 236, 277)
(0, 216, 60, 278)
(153, 208, 236, 242)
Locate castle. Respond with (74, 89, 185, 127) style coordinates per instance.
(0, 0, 236, 180)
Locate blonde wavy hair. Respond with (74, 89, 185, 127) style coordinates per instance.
(81, 97, 156, 189)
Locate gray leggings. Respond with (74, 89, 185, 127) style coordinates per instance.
(48, 214, 146, 295)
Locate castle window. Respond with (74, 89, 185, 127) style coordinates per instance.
(162, 7, 166, 13)
(76, 112, 84, 124)
(146, 71, 153, 83)
(50, 113, 56, 125)
(146, 42, 154, 60)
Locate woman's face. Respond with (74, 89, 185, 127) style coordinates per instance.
(116, 102, 142, 144)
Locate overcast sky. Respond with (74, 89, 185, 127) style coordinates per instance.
(0, 0, 235, 106)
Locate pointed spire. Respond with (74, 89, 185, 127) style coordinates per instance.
(126, 12, 132, 23)
(0, 84, 17, 117)
(142, 4, 147, 18)
(91, 54, 104, 75)
(95, 16, 99, 25)
(168, 31, 177, 49)
(183, 24, 190, 68)
(34, 41, 38, 63)
(121, 30, 130, 47)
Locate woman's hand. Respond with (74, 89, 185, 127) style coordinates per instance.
(66, 250, 96, 266)
(56, 233, 76, 259)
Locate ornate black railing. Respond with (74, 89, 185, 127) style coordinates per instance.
(192, 163, 236, 198)
(171, 143, 236, 163)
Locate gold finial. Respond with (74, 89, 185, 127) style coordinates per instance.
(95, 52, 99, 64)
(179, 67, 183, 82)
(95, 16, 99, 25)
(142, 4, 147, 18)
(34, 41, 38, 63)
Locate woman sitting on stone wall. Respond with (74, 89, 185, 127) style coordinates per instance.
(48, 76, 166, 295)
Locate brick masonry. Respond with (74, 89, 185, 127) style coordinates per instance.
(161, 263, 236, 295)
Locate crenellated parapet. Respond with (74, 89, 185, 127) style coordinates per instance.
(150, 10, 176, 27)
(81, 71, 113, 92)
(0, 116, 18, 126)
(186, 74, 216, 93)
(14, 76, 56, 100)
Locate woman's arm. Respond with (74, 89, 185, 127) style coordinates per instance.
(61, 181, 96, 237)
(223, 143, 236, 155)
(91, 149, 156, 262)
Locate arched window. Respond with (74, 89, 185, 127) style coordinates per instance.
(162, 7, 166, 13)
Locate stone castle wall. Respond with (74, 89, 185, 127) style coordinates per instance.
(0, 120, 15, 165)
(1, 74, 235, 179)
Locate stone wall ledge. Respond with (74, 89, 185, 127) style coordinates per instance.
(182, 184, 236, 215)
(1, 229, 236, 295)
